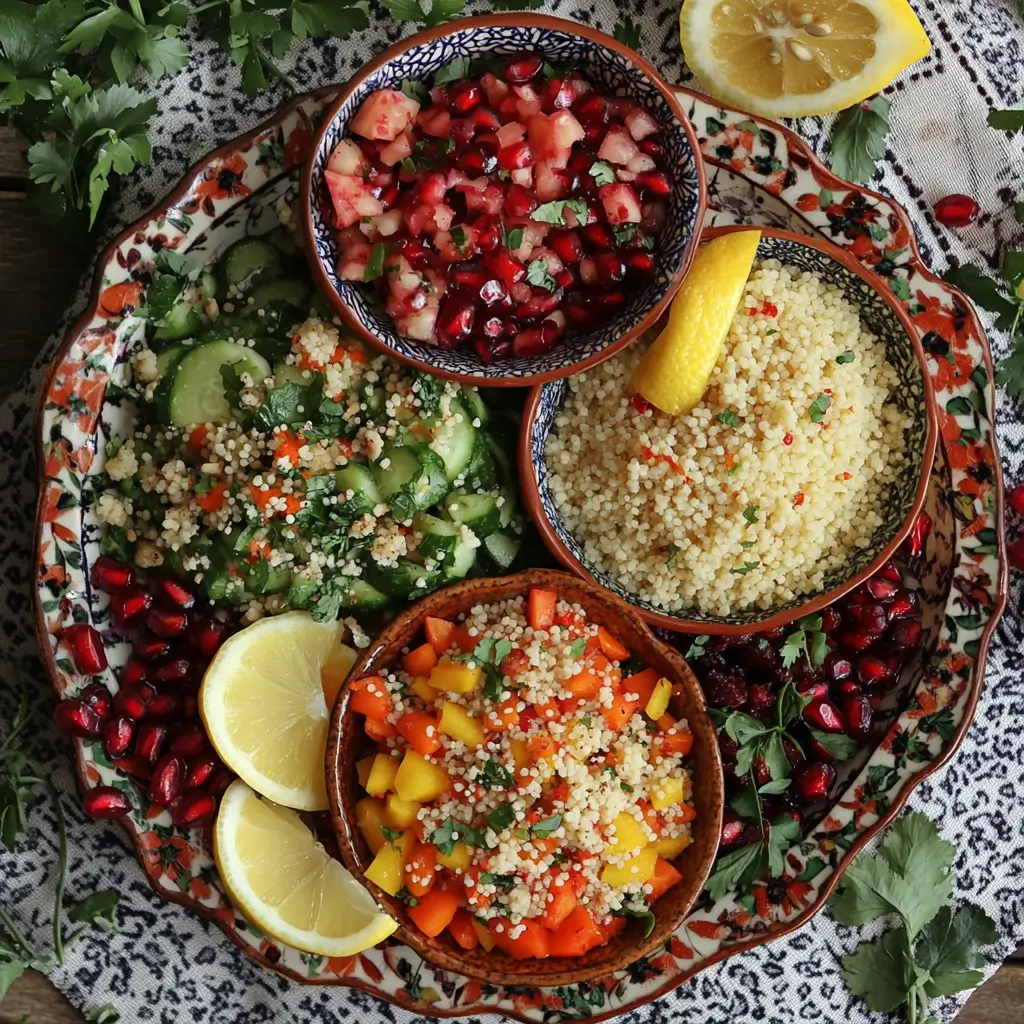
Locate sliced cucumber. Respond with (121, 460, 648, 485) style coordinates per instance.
(371, 446, 421, 500)
(444, 491, 501, 538)
(428, 400, 476, 483)
(153, 300, 202, 343)
(218, 237, 287, 296)
(463, 433, 498, 491)
(414, 513, 459, 562)
(265, 225, 301, 256)
(485, 431, 513, 485)
(246, 278, 310, 312)
(155, 345, 186, 379)
(481, 530, 521, 571)
(274, 360, 310, 387)
(201, 271, 218, 304)
(202, 566, 247, 605)
(335, 576, 391, 611)
(442, 534, 478, 580)
(335, 462, 381, 518)
(246, 560, 292, 594)
(165, 340, 272, 428)
(363, 557, 441, 599)
(498, 483, 518, 528)
(459, 386, 490, 425)
(372, 446, 448, 521)
(309, 290, 336, 320)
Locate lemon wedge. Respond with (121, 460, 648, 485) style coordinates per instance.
(214, 779, 397, 956)
(680, 0, 930, 118)
(632, 229, 761, 415)
(200, 611, 358, 811)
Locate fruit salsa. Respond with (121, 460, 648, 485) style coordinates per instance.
(349, 586, 695, 958)
(325, 53, 670, 360)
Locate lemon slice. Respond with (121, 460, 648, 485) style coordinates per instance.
(632, 229, 761, 415)
(214, 779, 397, 956)
(200, 611, 358, 811)
(680, 0, 930, 117)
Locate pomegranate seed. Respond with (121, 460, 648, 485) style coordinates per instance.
(819, 606, 842, 633)
(573, 93, 608, 126)
(564, 298, 598, 326)
(720, 810, 745, 847)
(1009, 484, 1024, 516)
(702, 669, 748, 709)
(866, 576, 899, 600)
(115, 682, 155, 719)
(835, 630, 880, 654)
(486, 249, 526, 287)
(1009, 537, 1024, 571)
(823, 652, 853, 681)
(795, 679, 828, 701)
(182, 694, 199, 718)
(82, 786, 132, 819)
(888, 618, 922, 650)
(623, 251, 656, 276)
(104, 715, 135, 759)
(109, 589, 153, 632)
(593, 289, 626, 312)
(110, 753, 151, 781)
(448, 80, 482, 114)
(543, 77, 575, 110)
(783, 737, 802, 766)
(62, 623, 108, 676)
(482, 315, 504, 338)
(170, 727, 208, 758)
(515, 288, 562, 321)
(158, 578, 195, 610)
(933, 193, 980, 228)
(451, 263, 489, 290)
(837, 679, 862, 697)
(803, 698, 844, 733)
(855, 653, 900, 687)
(902, 510, 932, 559)
(154, 659, 191, 685)
(54, 698, 102, 738)
(479, 279, 508, 305)
(504, 182, 538, 217)
(135, 721, 168, 764)
(79, 682, 113, 720)
(808, 738, 836, 762)
(878, 559, 902, 584)
(635, 171, 671, 196)
(843, 694, 873, 741)
(91, 556, 135, 594)
(185, 757, 217, 790)
(172, 789, 217, 828)
(581, 223, 614, 249)
(512, 327, 556, 358)
(503, 54, 543, 84)
(146, 692, 183, 720)
(150, 754, 186, 806)
(845, 602, 888, 634)
(792, 761, 836, 802)
(547, 228, 583, 264)
(475, 224, 502, 253)
(121, 656, 147, 688)
(497, 140, 533, 170)
(135, 635, 172, 662)
(593, 251, 626, 286)
(752, 756, 772, 787)
(146, 607, 188, 638)
(437, 297, 476, 340)
(461, 145, 497, 176)
(206, 769, 234, 796)
(718, 734, 738, 764)
(639, 138, 663, 158)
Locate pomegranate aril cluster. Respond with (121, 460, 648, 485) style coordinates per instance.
(54, 558, 234, 829)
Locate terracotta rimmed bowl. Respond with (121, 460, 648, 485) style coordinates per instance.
(325, 568, 723, 987)
(519, 226, 940, 635)
(301, 13, 706, 387)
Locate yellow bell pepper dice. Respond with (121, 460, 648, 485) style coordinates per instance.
(384, 793, 421, 829)
(472, 917, 496, 951)
(365, 752, 400, 797)
(601, 848, 659, 887)
(410, 676, 437, 703)
(428, 662, 482, 693)
(394, 749, 450, 803)
(438, 702, 485, 748)
(651, 776, 686, 810)
(510, 738, 529, 774)
(651, 833, 691, 859)
(365, 843, 404, 895)
(355, 798, 389, 854)
(356, 756, 375, 789)
(435, 842, 471, 872)
(644, 678, 672, 721)
(607, 811, 649, 855)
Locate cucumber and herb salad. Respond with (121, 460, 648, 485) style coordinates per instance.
(94, 228, 529, 623)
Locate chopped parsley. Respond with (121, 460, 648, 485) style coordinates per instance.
(479, 872, 517, 891)
(380, 826, 403, 848)
(568, 636, 588, 658)
(837, 350, 856, 364)
(742, 504, 760, 525)
(485, 803, 516, 832)
(531, 813, 563, 838)
(526, 258, 557, 291)
(363, 243, 387, 282)
(454, 636, 514, 701)
(431, 816, 488, 855)
(613, 223, 654, 249)
(589, 160, 615, 185)
(478, 758, 514, 790)
(449, 225, 468, 250)
(505, 225, 524, 250)
(730, 561, 760, 575)
(809, 393, 832, 422)
(530, 198, 588, 225)
(717, 409, 740, 428)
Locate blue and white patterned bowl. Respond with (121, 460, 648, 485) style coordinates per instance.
(301, 14, 706, 386)
(521, 226, 939, 633)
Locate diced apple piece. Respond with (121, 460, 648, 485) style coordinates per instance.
(516, 97, 543, 120)
(429, 203, 455, 233)
(380, 132, 413, 167)
(481, 71, 509, 107)
(531, 247, 563, 275)
(598, 182, 642, 224)
(496, 121, 527, 148)
(396, 306, 439, 342)
(418, 105, 453, 138)
(548, 110, 585, 151)
(351, 89, 420, 142)
(511, 167, 533, 188)
(435, 224, 477, 263)
(325, 170, 383, 228)
(625, 106, 660, 141)
(370, 209, 404, 237)
(337, 230, 373, 281)
(327, 139, 369, 176)
(534, 161, 566, 202)
(597, 125, 641, 166)
(627, 153, 657, 174)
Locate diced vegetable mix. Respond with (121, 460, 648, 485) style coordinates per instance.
(350, 587, 695, 958)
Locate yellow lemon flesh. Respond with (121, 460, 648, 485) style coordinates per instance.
(214, 779, 397, 956)
(632, 230, 761, 415)
(680, 0, 930, 118)
(200, 611, 357, 811)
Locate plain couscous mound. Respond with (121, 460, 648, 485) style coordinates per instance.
(545, 260, 912, 617)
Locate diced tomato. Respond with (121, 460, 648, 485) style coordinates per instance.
(500, 646, 529, 677)
(484, 696, 519, 732)
(447, 909, 480, 949)
(450, 624, 477, 654)
(404, 842, 438, 898)
(597, 627, 630, 661)
(396, 711, 441, 755)
(187, 424, 208, 452)
(597, 915, 628, 940)
(351, 89, 420, 142)
(489, 917, 551, 959)
(348, 676, 392, 720)
(656, 714, 694, 756)
(402, 642, 438, 677)
(540, 879, 578, 930)
(527, 733, 557, 760)
(548, 906, 604, 957)
(407, 888, 460, 938)
(527, 588, 557, 631)
(195, 481, 228, 513)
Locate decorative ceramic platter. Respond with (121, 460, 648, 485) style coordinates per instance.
(33, 84, 1007, 1022)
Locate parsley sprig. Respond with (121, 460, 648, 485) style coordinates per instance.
(828, 96, 891, 184)
(454, 636, 514, 701)
(779, 615, 828, 670)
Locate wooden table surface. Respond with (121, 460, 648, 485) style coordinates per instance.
(0, 125, 1020, 1024)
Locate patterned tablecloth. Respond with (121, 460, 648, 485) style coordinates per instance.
(1, 2, 1022, 1021)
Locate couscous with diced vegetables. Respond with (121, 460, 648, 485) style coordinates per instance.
(350, 586, 695, 958)
(545, 260, 912, 617)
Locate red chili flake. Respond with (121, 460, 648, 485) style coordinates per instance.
(793, 492, 805, 506)
(783, 432, 793, 446)
(724, 451, 736, 470)
(631, 393, 653, 414)
(841, 472, 852, 481)
(823, 388, 832, 395)
(641, 445, 685, 475)
(745, 306, 758, 316)
(641, 445, 655, 461)
(762, 301, 778, 317)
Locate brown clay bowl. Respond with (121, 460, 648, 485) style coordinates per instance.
(519, 225, 939, 635)
(325, 568, 723, 987)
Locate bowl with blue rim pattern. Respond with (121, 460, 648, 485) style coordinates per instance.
(519, 225, 938, 635)
(301, 13, 706, 387)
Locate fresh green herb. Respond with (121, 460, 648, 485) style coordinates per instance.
(705, 815, 801, 902)
(686, 635, 710, 659)
(478, 758, 514, 790)
(455, 636, 514, 701)
(395, 884, 418, 906)
(809, 393, 832, 422)
(401, 79, 429, 104)
(717, 409, 740, 428)
(808, 727, 860, 760)
(568, 637, 588, 658)
(612, 16, 642, 49)
(531, 813, 562, 838)
(363, 243, 387, 283)
(729, 561, 760, 575)
(620, 782, 634, 794)
(530, 198, 589, 225)
(987, 108, 1024, 131)
(506, 226, 524, 251)
(581, 714, 593, 727)
(68, 890, 120, 934)
(431, 54, 471, 84)
(589, 160, 616, 186)
(614, 896, 656, 937)
(479, 872, 517, 890)
(837, 350, 856, 364)
(830, 812, 996, 1023)
(828, 96, 891, 184)
(742, 504, 760, 525)
(665, 543, 680, 569)
(485, 803, 515, 832)
(739, 540, 756, 549)
(379, 0, 465, 28)
(219, 363, 246, 411)
(251, 381, 314, 433)
(613, 223, 654, 249)
(449, 225, 468, 251)
(380, 825, 403, 848)
(430, 815, 488, 855)
(780, 615, 827, 669)
(526, 258, 557, 291)
(490, 0, 543, 9)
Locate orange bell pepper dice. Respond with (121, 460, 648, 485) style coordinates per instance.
(527, 588, 557, 631)
(407, 888, 460, 938)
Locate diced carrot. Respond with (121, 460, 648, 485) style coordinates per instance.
(548, 906, 604, 957)
(365, 717, 397, 741)
(527, 733, 557, 760)
(248, 484, 301, 518)
(483, 696, 519, 732)
(396, 711, 441, 755)
(622, 667, 659, 707)
(647, 857, 683, 901)
(450, 624, 477, 653)
(601, 687, 639, 731)
(403, 642, 438, 678)
(195, 481, 228, 512)
(425, 616, 456, 655)
(407, 888, 460, 938)
(187, 424, 208, 453)
(447, 909, 480, 950)
(527, 588, 557, 631)
(404, 842, 438, 898)
(564, 667, 602, 700)
(638, 799, 661, 833)
(597, 626, 630, 661)
(540, 880, 578, 930)
(489, 917, 551, 959)
(274, 431, 304, 469)
(349, 676, 392, 720)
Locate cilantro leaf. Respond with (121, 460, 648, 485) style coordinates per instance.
(87, 1006, 120, 1024)
(914, 903, 997, 997)
(252, 381, 313, 432)
(612, 16, 642, 49)
(568, 636, 587, 658)
(729, 560, 759, 575)
(490, 0, 544, 9)
(479, 871, 517, 889)
(478, 758, 514, 789)
(685, 635, 710, 659)
(486, 803, 515, 832)
(290, 0, 369, 39)
(841, 924, 919, 1013)
(530, 198, 588, 225)
(401, 78, 429, 104)
(364, 243, 387, 282)
(531, 813, 562, 837)
(0, 958, 27, 1003)
(705, 840, 763, 902)
(829, 96, 891, 184)
(589, 160, 615, 186)
(526, 258, 556, 291)
(380, 825, 403, 847)
(68, 889, 120, 933)
(837, 350, 855, 364)
(506, 226, 524, 251)
(742, 504, 759, 525)
(717, 408, 740, 428)
(433, 55, 471, 85)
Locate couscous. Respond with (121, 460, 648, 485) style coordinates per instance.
(545, 260, 912, 616)
(350, 586, 695, 958)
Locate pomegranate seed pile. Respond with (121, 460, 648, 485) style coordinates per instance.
(326, 53, 669, 360)
(55, 557, 236, 827)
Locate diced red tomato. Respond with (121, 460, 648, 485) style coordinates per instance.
(348, 676, 392, 720)
(447, 909, 480, 949)
(540, 880, 578, 930)
(548, 907, 604, 957)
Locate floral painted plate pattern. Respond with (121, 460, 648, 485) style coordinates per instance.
(33, 86, 1007, 1022)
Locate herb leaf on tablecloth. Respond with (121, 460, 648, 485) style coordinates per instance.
(828, 96, 890, 183)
